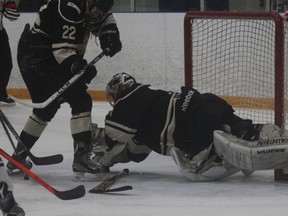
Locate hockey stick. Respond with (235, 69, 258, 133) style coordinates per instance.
(9, 52, 105, 109)
(0, 109, 63, 165)
(0, 148, 85, 200)
(0, 116, 16, 150)
(89, 168, 133, 193)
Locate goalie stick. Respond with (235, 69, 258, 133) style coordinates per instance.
(89, 168, 133, 194)
(9, 52, 105, 109)
(0, 148, 85, 200)
(0, 109, 63, 165)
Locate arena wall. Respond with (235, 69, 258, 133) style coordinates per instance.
(5, 12, 185, 100)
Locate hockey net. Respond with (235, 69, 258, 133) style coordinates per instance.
(184, 11, 288, 181)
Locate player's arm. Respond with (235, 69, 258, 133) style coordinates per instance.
(99, 14, 122, 57)
(99, 139, 151, 167)
(99, 136, 151, 168)
(90, 13, 122, 57)
(92, 123, 151, 168)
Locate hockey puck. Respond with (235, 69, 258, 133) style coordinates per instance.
(23, 175, 29, 180)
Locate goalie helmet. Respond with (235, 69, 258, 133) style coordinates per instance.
(106, 72, 136, 106)
(85, 0, 114, 24)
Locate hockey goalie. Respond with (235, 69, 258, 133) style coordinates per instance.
(91, 72, 288, 182)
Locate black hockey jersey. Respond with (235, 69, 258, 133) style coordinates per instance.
(31, 0, 116, 70)
(105, 84, 179, 160)
(104, 83, 235, 163)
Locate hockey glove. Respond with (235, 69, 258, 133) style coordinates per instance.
(3, 1, 20, 21)
(99, 24, 122, 57)
(71, 59, 97, 84)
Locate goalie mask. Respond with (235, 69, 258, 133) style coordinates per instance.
(85, 0, 114, 25)
(106, 72, 136, 106)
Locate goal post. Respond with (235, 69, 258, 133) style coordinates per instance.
(183, 11, 287, 181)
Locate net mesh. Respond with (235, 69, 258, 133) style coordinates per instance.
(185, 12, 285, 125)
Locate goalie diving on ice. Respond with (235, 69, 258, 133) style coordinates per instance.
(90, 72, 288, 182)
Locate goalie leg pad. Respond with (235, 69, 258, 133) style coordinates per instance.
(214, 130, 288, 171)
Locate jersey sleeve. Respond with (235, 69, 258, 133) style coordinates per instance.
(105, 115, 152, 163)
(90, 12, 117, 37)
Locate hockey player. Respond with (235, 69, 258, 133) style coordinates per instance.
(7, 0, 122, 175)
(0, 0, 20, 106)
(0, 157, 25, 216)
(91, 72, 288, 181)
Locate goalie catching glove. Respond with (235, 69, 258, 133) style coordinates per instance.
(170, 146, 239, 182)
(90, 142, 130, 171)
(89, 124, 130, 170)
(98, 142, 130, 167)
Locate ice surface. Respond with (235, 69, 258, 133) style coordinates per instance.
(0, 102, 288, 216)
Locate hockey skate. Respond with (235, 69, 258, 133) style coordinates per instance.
(0, 182, 25, 216)
(6, 152, 32, 180)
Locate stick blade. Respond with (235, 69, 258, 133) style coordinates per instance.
(55, 185, 86, 200)
(28, 152, 63, 165)
(89, 185, 133, 194)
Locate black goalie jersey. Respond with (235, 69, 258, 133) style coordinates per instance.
(104, 83, 240, 163)
(105, 84, 178, 159)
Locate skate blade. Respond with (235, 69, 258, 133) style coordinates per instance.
(7, 169, 30, 180)
(72, 172, 111, 182)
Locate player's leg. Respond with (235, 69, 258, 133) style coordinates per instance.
(66, 84, 107, 174)
(7, 42, 60, 172)
(0, 28, 15, 106)
(0, 157, 25, 216)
